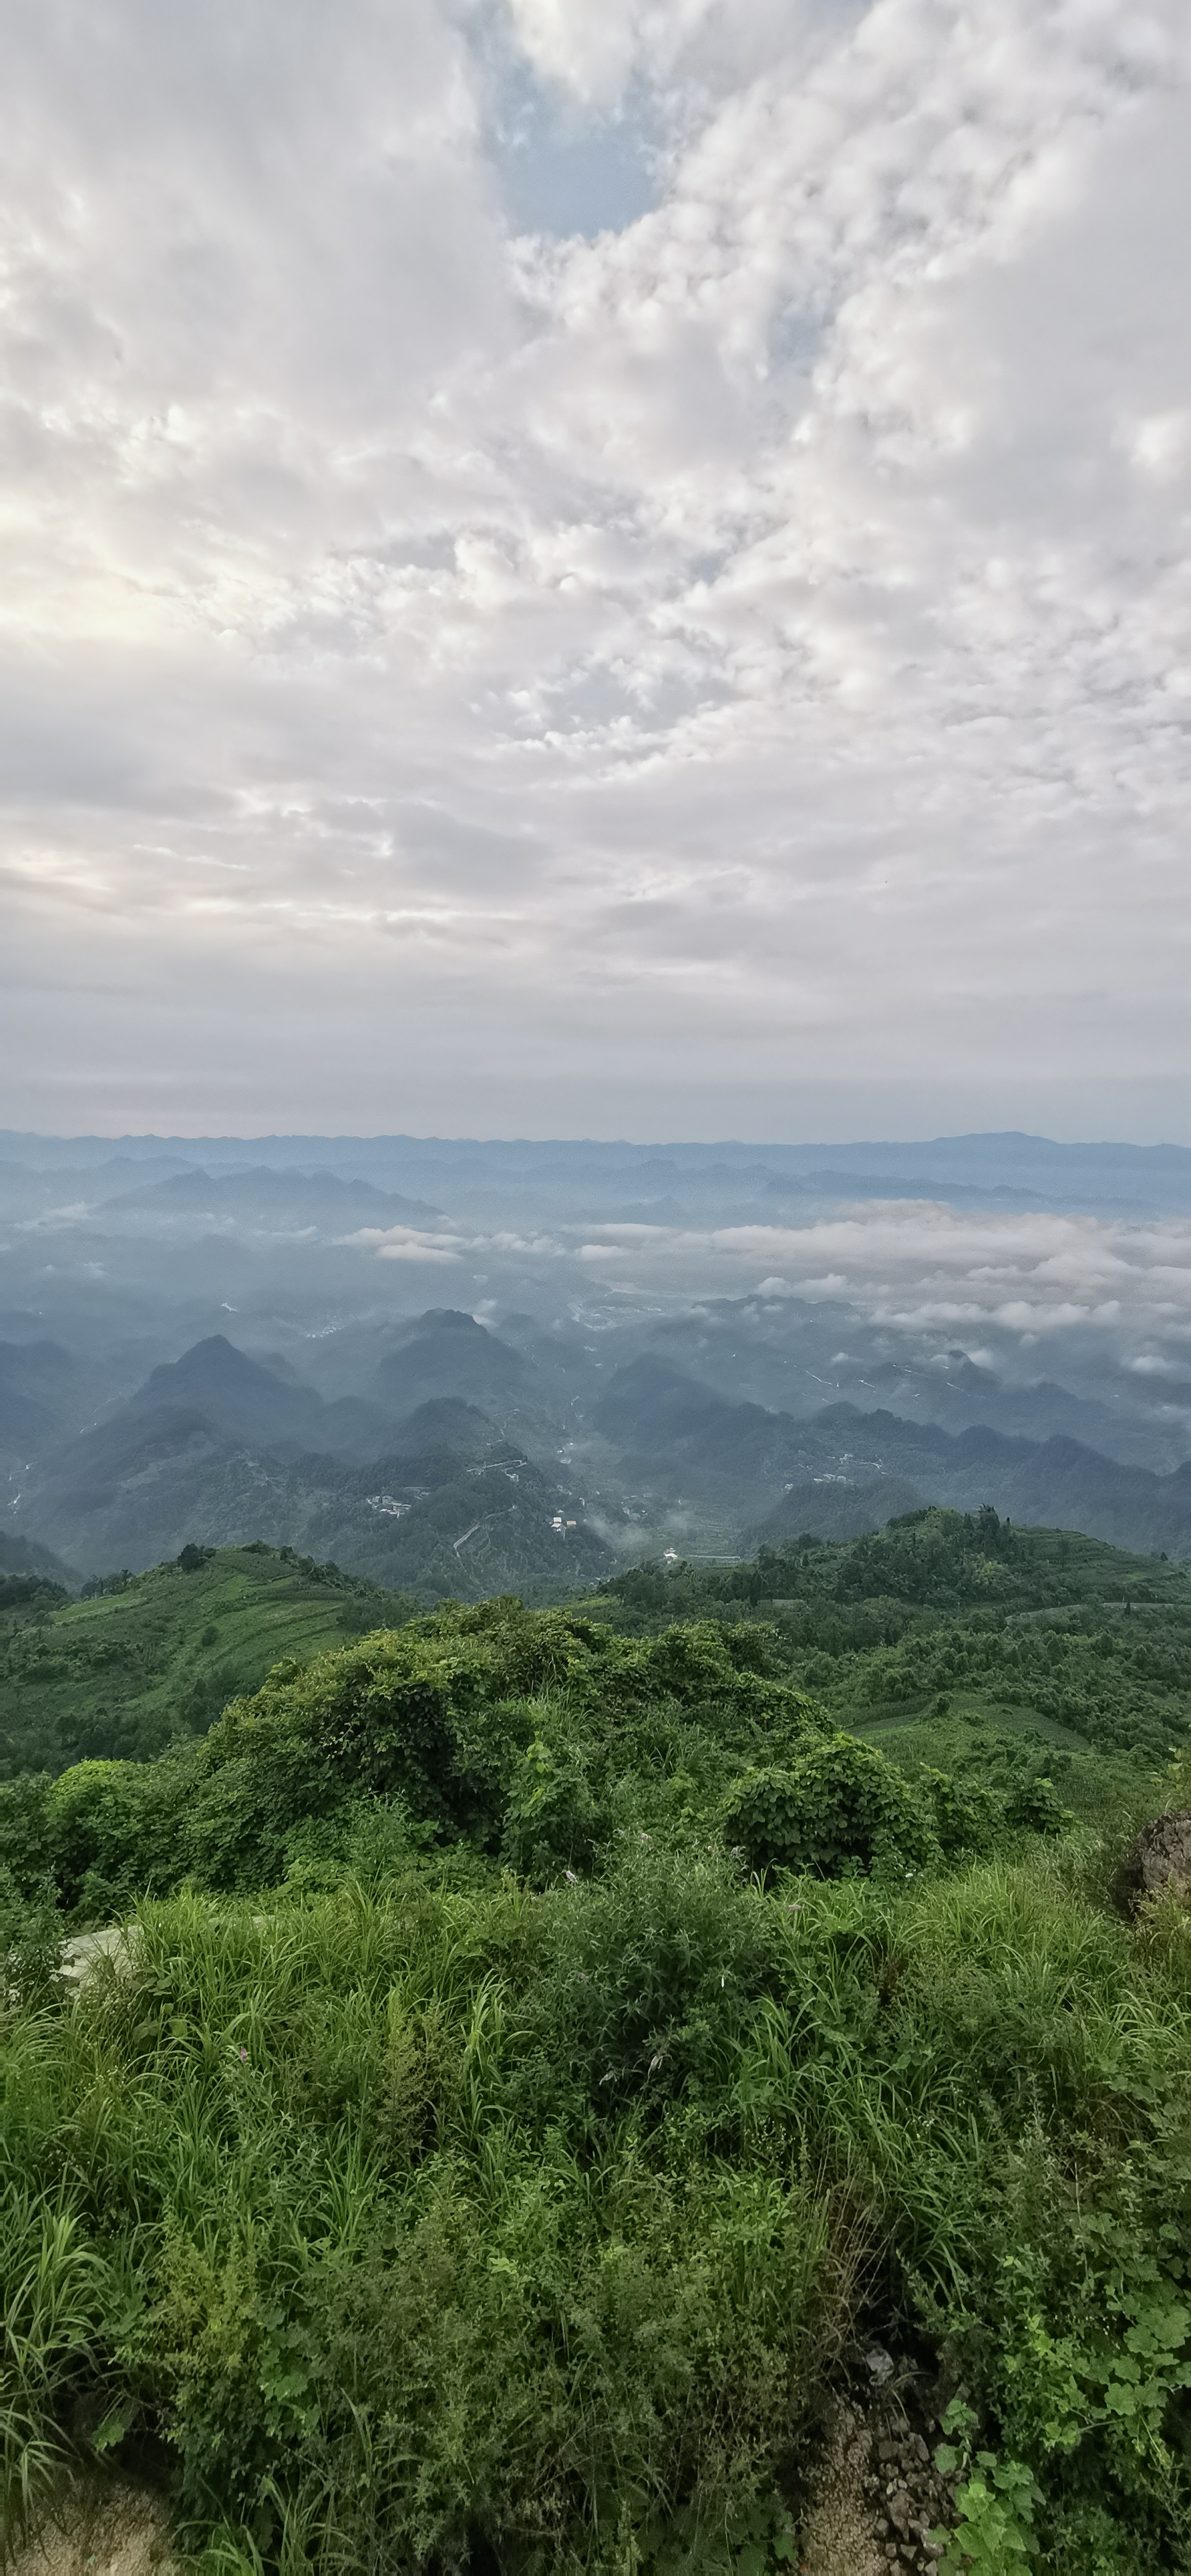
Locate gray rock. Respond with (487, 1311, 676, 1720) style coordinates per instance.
(1116, 1811, 1191, 1912)
(60, 1924, 141, 1989)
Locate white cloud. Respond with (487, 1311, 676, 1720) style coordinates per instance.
(1, 0, 1189, 1134)
(329, 1195, 1191, 1353)
(342, 1224, 466, 1259)
(567, 1200, 1191, 1340)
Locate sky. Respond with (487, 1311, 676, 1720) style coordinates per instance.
(1, 0, 1189, 1142)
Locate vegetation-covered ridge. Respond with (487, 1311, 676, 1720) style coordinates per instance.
(590, 1506, 1191, 1765)
(2, 1508, 1191, 2573)
(0, 1540, 418, 1778)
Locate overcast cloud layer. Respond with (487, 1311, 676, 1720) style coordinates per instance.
(2, 0, 1189, 1138)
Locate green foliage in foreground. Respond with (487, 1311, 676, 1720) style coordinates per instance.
(2, 1519, 1191, 2572)
(4, 1845, 1191, 2572)
(0, 1544, 417, 1779)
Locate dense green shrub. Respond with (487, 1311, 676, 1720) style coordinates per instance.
(512, 1840, 784, 2122)
(0, 1773, 55, 1897)
(1001, 1769, 1069, 1834)
(47, 1758, 190, 1915)
(723, 1734, 939, 1879)
(499, 1708, 606, 1883)
(5, 1551, 1191, 2571)
(12, 1604, 832, 1918)
(916, 1764, 1005, 1859)
(5, 1847, 1191, 2569)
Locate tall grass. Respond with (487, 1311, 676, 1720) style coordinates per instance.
(0, 2190, 111, 2555)
(3, 1842, 1190, 2569)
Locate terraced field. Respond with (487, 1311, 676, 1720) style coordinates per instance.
(0, 1543, 414, 1775)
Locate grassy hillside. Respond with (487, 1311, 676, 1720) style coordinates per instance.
(583, 1507, 1191, 1766)
(4, 1514, 1191, 2570)
(0, 1543, 416, 1776)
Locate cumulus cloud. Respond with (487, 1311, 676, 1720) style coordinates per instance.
(1, 0, 1189, 1133)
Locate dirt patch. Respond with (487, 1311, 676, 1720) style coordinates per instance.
(5, 2477, 176, 2576)
(801, 2402, 889, 2575)
(799, 2352, 957, 2574)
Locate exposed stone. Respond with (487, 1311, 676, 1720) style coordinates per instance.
(59, 1925, 141, 1991)
(1116, 1810, 1191, 1912)
(7, 2476, 175, 2576)
(799, 2370, 961, 2574)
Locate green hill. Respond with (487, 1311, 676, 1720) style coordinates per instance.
(0, 1525, 78, 1622)
(589, 1503, 1191, 1621)
(0, 1542, 417, 1777)
(579, 1506, 1191, 1766)
(4, 1539, 1191, 2572)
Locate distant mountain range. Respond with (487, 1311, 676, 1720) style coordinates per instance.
(592, 1354, 1191, 1557)
(10, 1321, 613, 1594)
(105, 1165, 441, 1227)
(9, 1295, 1191, 1589)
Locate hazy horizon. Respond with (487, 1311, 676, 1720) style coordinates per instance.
(12, 1124, 1191, 1153)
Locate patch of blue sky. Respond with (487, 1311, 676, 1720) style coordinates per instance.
(769, 309, 825, 373)
(483, 56, 661, 239)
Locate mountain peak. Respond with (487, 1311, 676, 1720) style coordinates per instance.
(396, 1308, 490, 1337)
(139, 1336, 288, 1396)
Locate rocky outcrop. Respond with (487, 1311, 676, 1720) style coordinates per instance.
(1116, 1811, 1191, 1913)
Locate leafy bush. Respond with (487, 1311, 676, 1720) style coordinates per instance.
(513, 1840, 783, 2120)
(6, 1556, 1191, 2571)
(47, 1758, 189, 1917)
(0, 1868, 64, 2015)
(915, 1763, 1004, 1859)
(931, 2404, 1041, 2574)
(723, 1734, 939, 1879)
(1001, 1770, 1069, 1834)
(500, 1710, 606, 1882)
(0, 1774, 55, 1897)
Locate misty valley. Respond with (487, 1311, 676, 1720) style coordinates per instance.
(8, 1132, 1191, 1592)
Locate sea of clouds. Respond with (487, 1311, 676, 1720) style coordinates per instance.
(345, 1193, 1191, 1358)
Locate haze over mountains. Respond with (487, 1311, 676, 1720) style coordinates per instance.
(7, 1130, 1191, 1588)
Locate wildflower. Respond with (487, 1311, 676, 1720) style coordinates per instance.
(239, 2046, 249, 2061)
